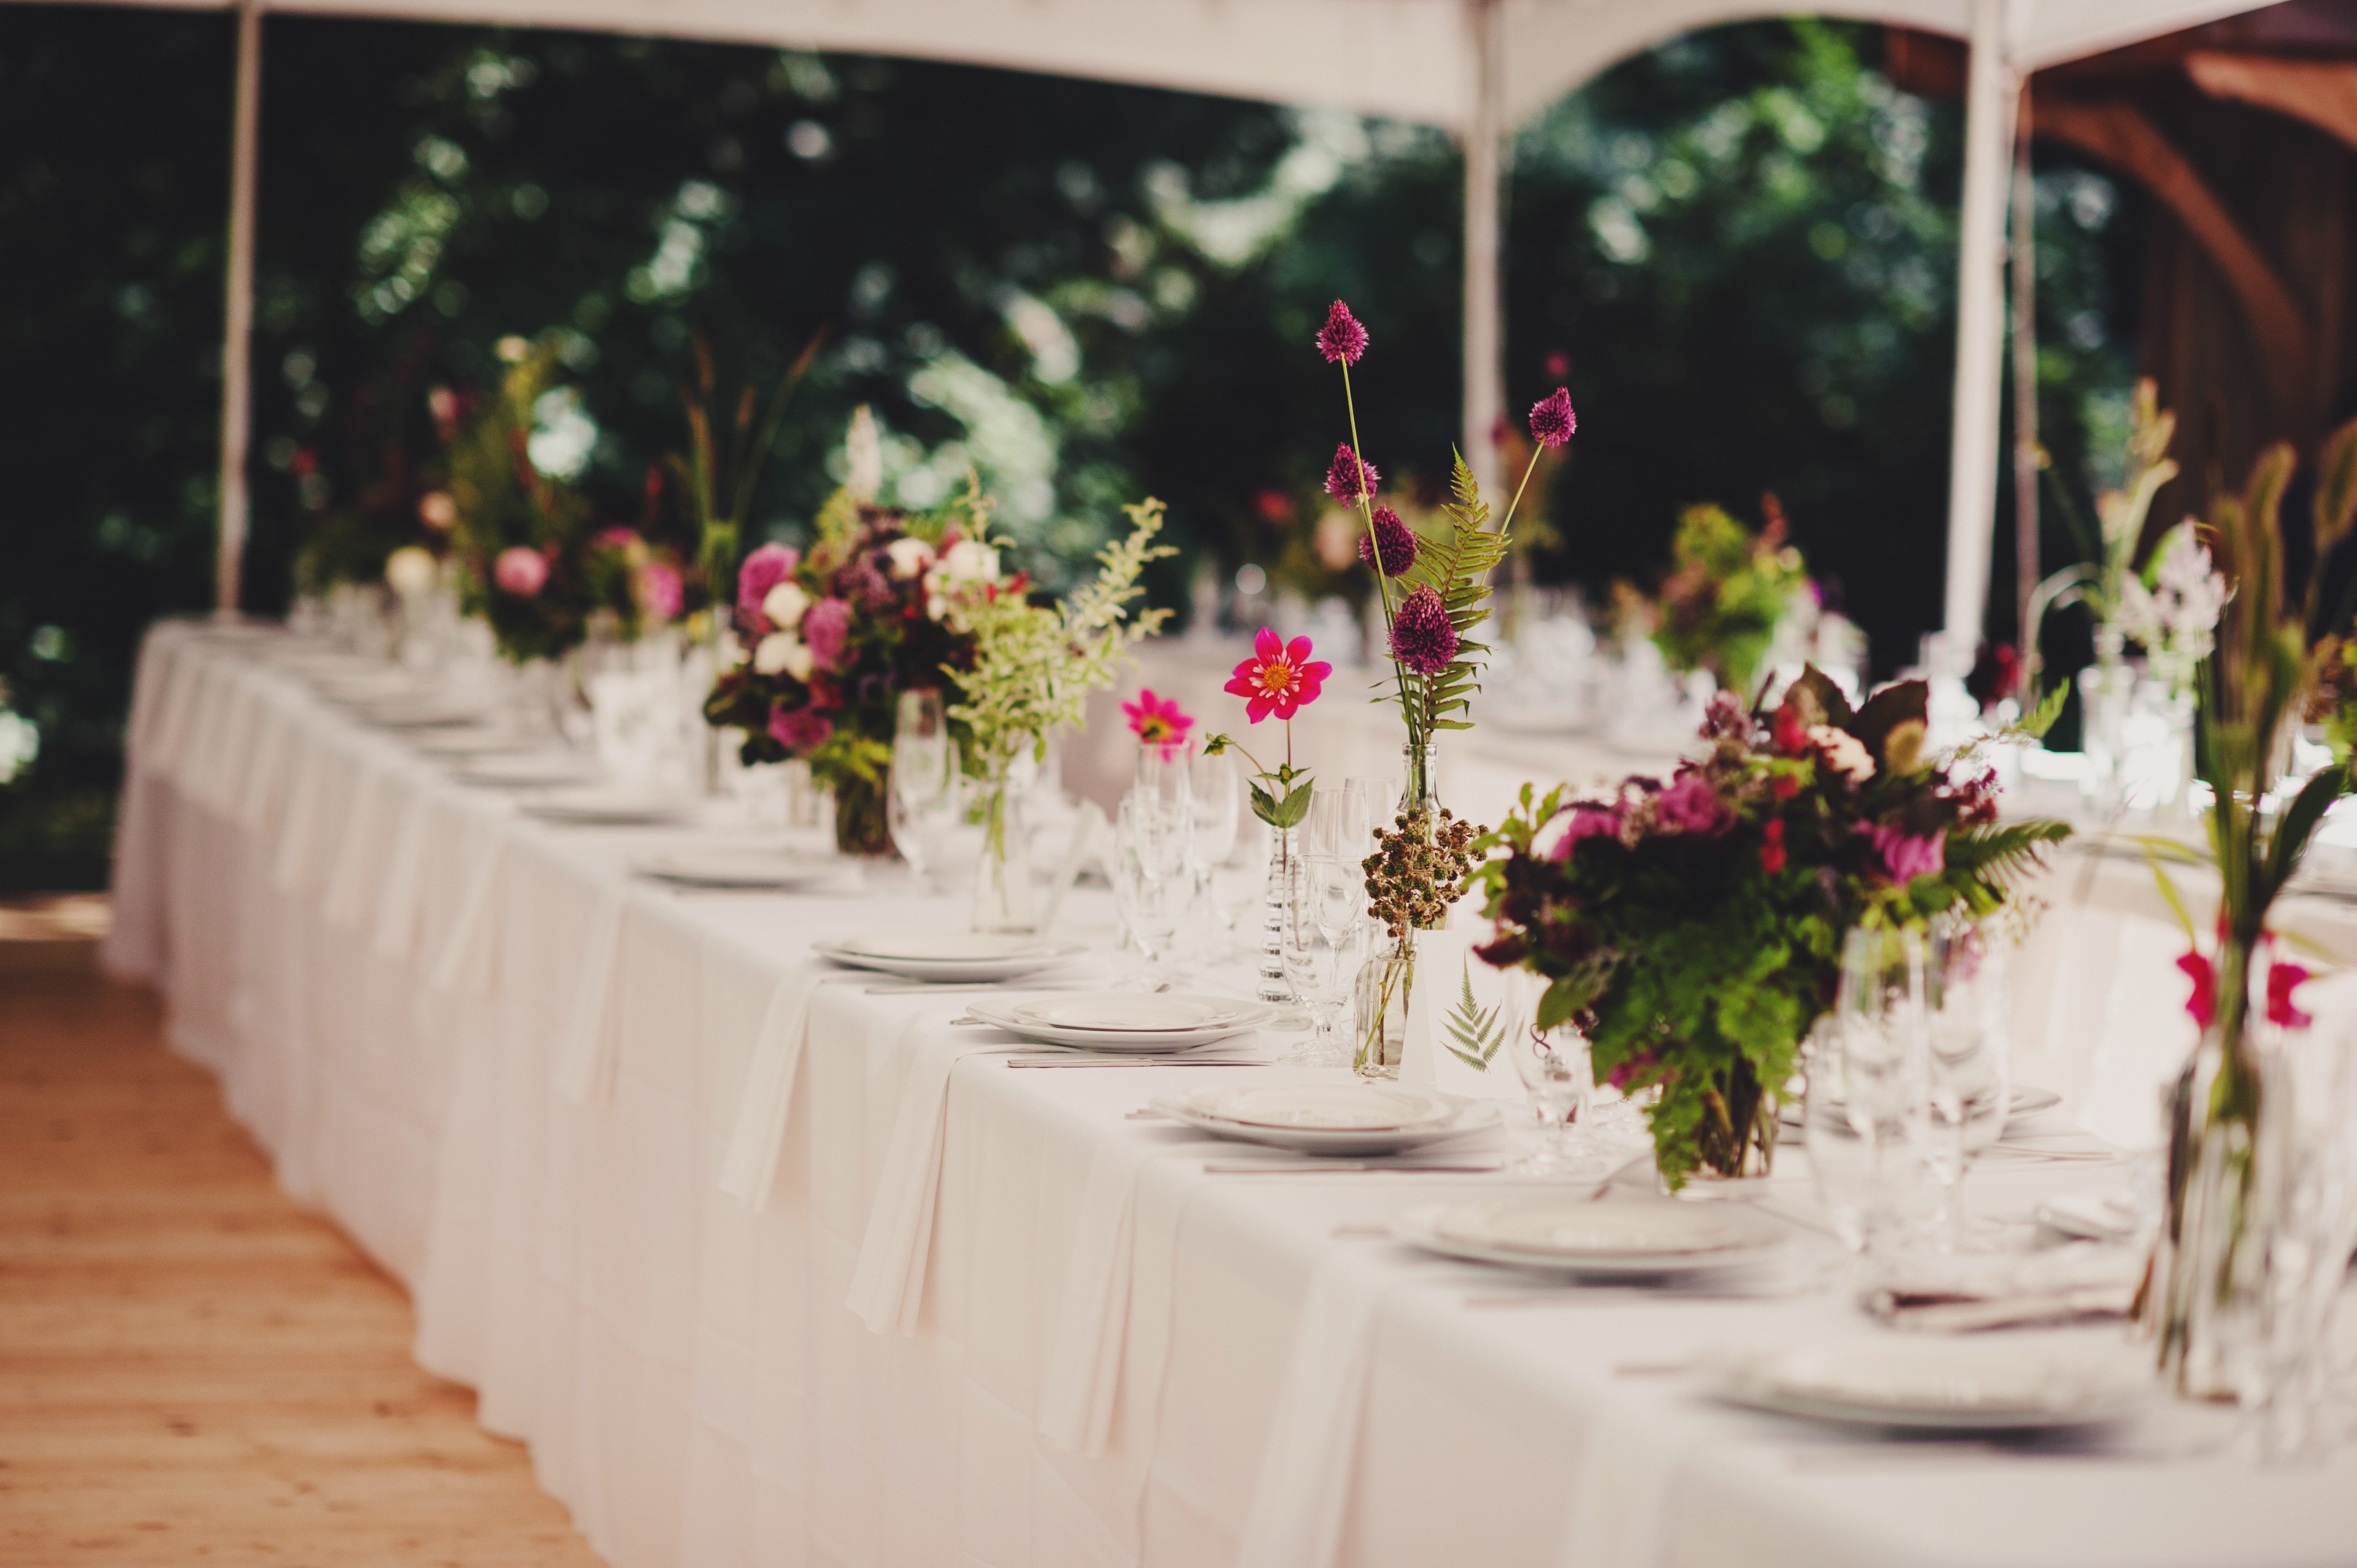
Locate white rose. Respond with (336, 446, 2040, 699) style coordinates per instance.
(926, 592, 948, 622)
(753, 633, 815, 682)
(1807, 724, 1875, 783)
(939, 539, 999, 584)
(884, 537, 935, 581)
(761, 581, 810, 633)
(383, 545, 436, 598)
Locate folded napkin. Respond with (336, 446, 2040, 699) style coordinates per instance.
(552, 885, 629, 1104)
(1235, 1250, 1389, 1568)
(845, 1022, 1021, 1335)
(715, 963, 836, 1211)
(1861, 1242, 2141, 1333)
(1038, 1133, 1223, 1455)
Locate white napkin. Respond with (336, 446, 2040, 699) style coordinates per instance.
(1235, 1249, 1390, 1568)
(426, 825, 506, 996)
(552, 885, 628, 1104)
(1554, 1402, 1681, 1568)
(715, 963, 835, 1211)
(845, 1022, 1020, 1335)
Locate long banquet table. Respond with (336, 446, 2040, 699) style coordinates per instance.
(104, 617, 2357, 1568)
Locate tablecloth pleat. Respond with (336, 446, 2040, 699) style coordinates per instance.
(714, 963, 832, 1211)
(552, 884, 628, 1104)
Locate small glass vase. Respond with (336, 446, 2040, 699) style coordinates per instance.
(1397, 740, 1438, 823)
(1255, 827, 1301, 1010)
(2077, 626, 2132, 818)
(1663, 1055, 1778, 1194)
(2139, 942, 2272, 1401)
(971, 764, 1037, 933)
(1351, 934, 1413, 1080)
(833, 770, 896, 859)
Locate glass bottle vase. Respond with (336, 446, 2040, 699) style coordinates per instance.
(971, 762, 1036, 933)
(1351, 935, 1412, 1080)
(833, 769, 896, 858)
(1255, 827, 1301, 1009)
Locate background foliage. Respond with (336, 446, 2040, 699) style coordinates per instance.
(0, 6, 2140, 889)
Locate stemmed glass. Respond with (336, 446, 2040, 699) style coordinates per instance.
(1806, 925, 1933, 1256)
(1907, 917, 2010, 1250)
(1504, 1009, 1596, 1173)
(1186, 745, 1241, 954)
(1208, 817, 1268, 958)
(1111, 792, 1188, 984)
(1284, 786, 1368, 1064)
(890, 689, 959, 888)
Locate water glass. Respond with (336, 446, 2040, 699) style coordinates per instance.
(1283, 787, 1367, 1062)
(1908, 919, 2010, 1249)
(1111, 793, 1187, 979)
(1187, 746, 1242, 950)
(1807, 926, 1935, 1255)
(891, 689, 958, 886)
(1505, 1013, 1596, 1172)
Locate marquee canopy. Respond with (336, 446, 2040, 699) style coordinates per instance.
(9, 0, 2288, 642)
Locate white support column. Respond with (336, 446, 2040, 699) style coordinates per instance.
(215, 0, 263, 615)
(1940, 0, 2019, 647)
(1461, 0, 1505, 504)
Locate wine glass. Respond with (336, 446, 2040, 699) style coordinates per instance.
(1186, 745, 1241, 954)
(1208, 816, 1268, 957)
(1112, 793, 1187, 983)
(1504, 1010, 1596, 1173)
(1907, 917, 2010, 1250)
(1807, 926, 1934, 1255)
(1282, 787, 1366, 1063)
(891, 689, 956, 886)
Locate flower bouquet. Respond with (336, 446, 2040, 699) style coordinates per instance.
(949, 498, 1172, 928)
(1471, 675, 2069, 1187)
(701, 462, 1005, 857)
(1648, 501, 1810, 699)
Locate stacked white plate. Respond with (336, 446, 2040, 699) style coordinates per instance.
(1394, 1196, 1785, 1276)
(1710, 1337, 2150, 1431)
(1154, 1084, 1498, 1154)
(311, 670, 420, 705)
(814, 932, 1085, 983)
(518, 786, 694, 826)
(636, 847, 842, 890)
(454, 752, 603, 789)
(967, 993, 1272, 1054)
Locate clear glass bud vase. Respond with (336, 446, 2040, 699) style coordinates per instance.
(971, 762, 1036, 933)
(1352, 934, 1412, 1079)
(1256, 827, 1301, 1010)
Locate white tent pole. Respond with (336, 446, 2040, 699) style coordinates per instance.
(215, 0, 262, 616)
(1461, 0, 1504, 503)
(1939, 0, 2018, 647)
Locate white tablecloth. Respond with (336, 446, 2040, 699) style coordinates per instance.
(106, 618, 2357, 1568)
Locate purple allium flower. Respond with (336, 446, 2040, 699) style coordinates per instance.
(767, 705, 832, 754)
(1388, 584, 1458, 675)
(1528, 387, 1577, 448)
(1356, 504, 1418, 577)
(737, 543, 801, 627)
(1654, 773, 1731, 836)
(1870, 824, 1946, 884)
(1315, 300, 1368, 366)
(1323, 442, 1380, 505)
(801, 596, 852, 671)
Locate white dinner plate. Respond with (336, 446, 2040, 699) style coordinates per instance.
(1395, 1196, 1786, 1276)
(1709, 1337, 2151, 1432)
(814, 933, 1085, 983)
(311, 671, 421, 704)
(1198, 1083, 1456, 1131)
(2036, 1189, 2139, 1244)
(636, 848, 840, 890)
(454, 752, 603, 789)
(1155, 1086, 1499, 1154)
(966, 993, 1272, 1051)
(519, 787, 694, 826)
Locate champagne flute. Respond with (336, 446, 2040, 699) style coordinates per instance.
(891, 689, 954, 886)
(1907, 917, 2009, 1250)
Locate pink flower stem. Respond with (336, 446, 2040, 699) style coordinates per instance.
(1340, 360, 1421, 740)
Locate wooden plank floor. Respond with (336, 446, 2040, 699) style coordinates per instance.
(0, 920, 603, 1567)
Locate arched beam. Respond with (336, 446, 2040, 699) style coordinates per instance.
(2034, 94, 2310, 430)
(2185, 50, 2357, 152)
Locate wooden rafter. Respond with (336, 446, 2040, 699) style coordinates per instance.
(2034, 95, 2311, 429)
(2185, 51, 2357, 152)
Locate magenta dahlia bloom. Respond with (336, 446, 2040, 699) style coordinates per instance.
(801, 596, 852, 670)
(1356, 504, 1417, 576)
(1323, 442, 1379, 505)
(767, 705, 832, 754)
(1315, 300, 1368, 366)
(1388, 584, 1457, 675)
(737, 543, 801, 626)
(1223, 627, 1332, 723)
(1529, 387, 1577, 447)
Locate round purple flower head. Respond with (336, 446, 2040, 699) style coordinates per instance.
(1323, 442, 1380, 505)
(1316, 300, 1368, 366)
(1357, 504, 1417, 577)
(1529, 387, 1577, 448)
(1388, 584, 1458, 675)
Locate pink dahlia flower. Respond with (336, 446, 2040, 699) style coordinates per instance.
(1223, 627, 1332, 723)
(801, 596, 852, 670)
(1654, 773, 1730, 836)
(1121, 688, 1196, 752)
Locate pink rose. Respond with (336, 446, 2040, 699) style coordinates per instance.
(636, 561, 683, 623)
(493, 546, 548, 597)
(1654, 773, 1730, 836)
(801, 596, 852, 671)
(737, 543, 801, 627)
(1546, 804, 1622, 860)
(1869, 824, 1946, 884)
(767, 706, 832, 754)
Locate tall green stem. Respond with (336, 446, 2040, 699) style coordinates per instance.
(1341, 362, 1422, 746)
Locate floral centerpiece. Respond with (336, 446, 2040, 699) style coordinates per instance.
(1646, 501, 1809, 699)
(701, 455, 1006, 857)
(2139, 415, 2357, 1396)
(948, 498, 1173, 927)
(445, 345, 688, 665)
(1471, 673, 2069, 1186)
